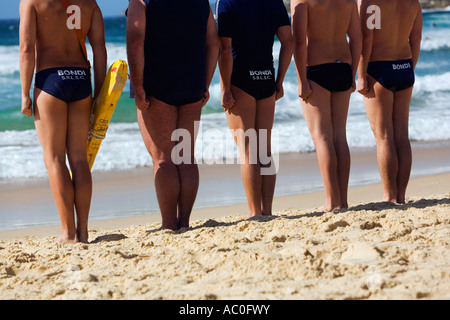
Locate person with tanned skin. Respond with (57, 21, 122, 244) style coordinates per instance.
(19, 0, 107, 244)
(357, 0, 422, 204)
(126, 0, 219, 231)
(291, 0, 362, 212)
(216, 0, 294, 218)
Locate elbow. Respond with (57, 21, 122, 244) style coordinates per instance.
(282, 37, 295, 53)
(207, 38, 220, 53)
(19, 43, 34, 57)
(220, 45, 232, 57)
(293, 38, 307, 50)
(410, 35, 422, 46)
(126, 32, 144, 51)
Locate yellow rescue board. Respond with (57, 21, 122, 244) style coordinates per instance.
(86, 60, 128, 170)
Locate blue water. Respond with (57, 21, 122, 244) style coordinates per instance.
(0, 11, 450, 180)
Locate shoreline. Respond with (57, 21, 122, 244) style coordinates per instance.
(0, 139, 449, 239)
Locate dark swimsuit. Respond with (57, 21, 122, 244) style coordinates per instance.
(306, 62, 353, 92)
(367, 59, 415, 92)
(34, 67, 91, 102)
(216, 0, 291, 100)
(230, 65, 277, 100)
(138, 0, 210, 106)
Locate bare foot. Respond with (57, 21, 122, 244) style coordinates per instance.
(246, 212, 262, 219)
(319, 204, 341, 212)
(56, 234, 78, 245)
(77, 230, 89, 244)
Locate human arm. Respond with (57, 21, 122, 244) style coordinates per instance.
(19, 0, 36, 118)
(126, 0, 149, 110)
(218, 37, 235, 109)
(357, 0, 374, 95)
(409, 3, 423, 69)
(203, 8, 220, 106)
(88, 4, 107, 100)
(291, 0, 311, 101)
(275, 25, 294, 101)
(347, 1, 363, 92)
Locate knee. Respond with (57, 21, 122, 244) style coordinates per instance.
(332, 134, 348, 148)
(394, 131, 410, 146)
(311, 133, 334, 148)
(153, 158, 176, 171)
(67, 153, 89, 171)
(373, 128, 395, 144)
(42, 153, 66, 171)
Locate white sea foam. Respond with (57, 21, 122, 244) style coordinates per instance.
(1, 18, 450, 180)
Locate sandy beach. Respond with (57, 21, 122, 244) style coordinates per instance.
(0, 141, 449, 300)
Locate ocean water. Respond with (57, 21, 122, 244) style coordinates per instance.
(1, 10, 450, 182)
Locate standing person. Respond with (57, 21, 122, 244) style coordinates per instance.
(216, 0, 293, 218)
(291, 0, 362, 212)
(126, 0, 219, 230)
(19, 0, 107, 244)
(357, 0, 422, 204)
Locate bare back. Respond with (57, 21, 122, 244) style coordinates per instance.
(365, 0, 421, 61)
(305, 0, 356, 65)
(30, 0, 98, 71)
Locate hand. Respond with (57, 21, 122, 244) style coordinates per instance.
(275, 82, 284, 101)
(21, 95, 33, 118)
(298, 81, 312, 102)
(201, 91, 210, 107)
(134, 86, 150, 110)
(357, 75, 369, 95)
(221, 90, 235, 110)
(351, 80, 357, 93)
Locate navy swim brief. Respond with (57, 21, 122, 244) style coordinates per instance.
(307, 62, 353, 92)
(367, 59, 415, 92)
(35, 67, 92, 103)
(231, 66, 276, 100)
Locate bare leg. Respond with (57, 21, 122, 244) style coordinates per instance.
(364, 77, 398, 202)
(34, 89, 77, 244)
(331, 89, 352, 209)
(226, 85, 262, 217)
(66, 96, 92, 243)
(256, 93, 276, 216)
(175, 100, 203, 228)
(137, 98, 179, 230)
(301, 81, 341, 211)
(393, 87, 413, 204)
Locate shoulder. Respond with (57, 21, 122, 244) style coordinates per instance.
(19, 0, 35, 10)
(291, 0, 309, 10)
(19, 0, 37, 17)
(412, 0, 422, 10)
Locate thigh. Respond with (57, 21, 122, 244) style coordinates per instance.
(256, 93, 276, 132)
(364, 76, 395, 139)
(330, 89, 351, 136)
(176, 99, 204, 160)
(137, 97, 178, 161)
(256, 93, 276, 148)
(393, 87, 413, 139)
(301, 81, 333, 140)
(66, 95, 92, 163)
(226, 85, 258, 160)
(33, 89, 68, 159)
(226, 85, 258, 132)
